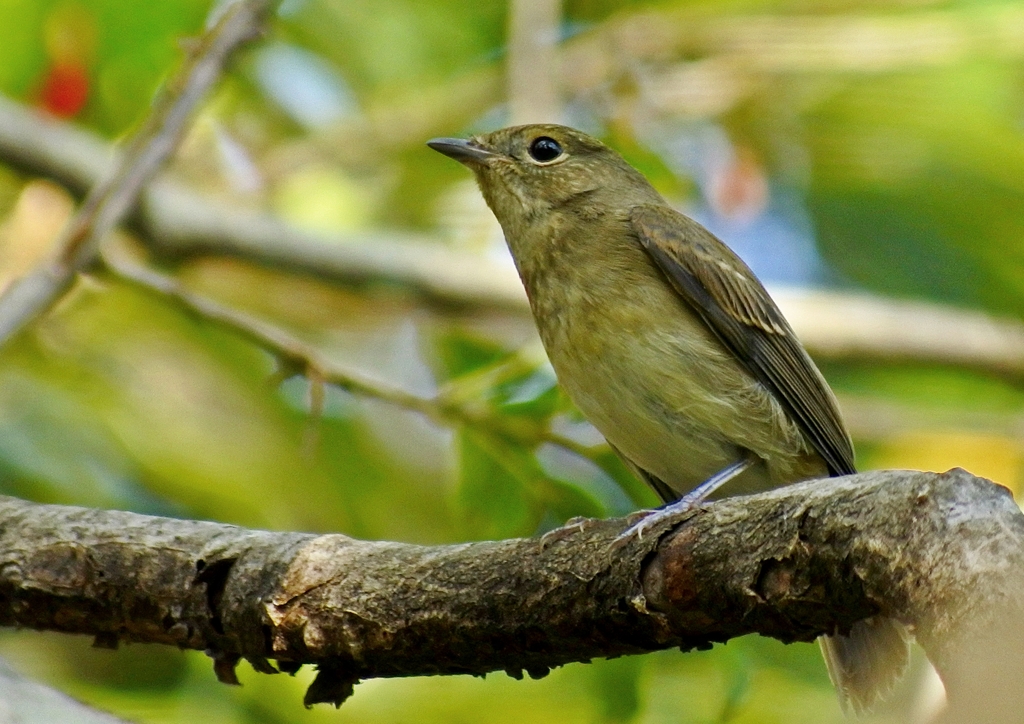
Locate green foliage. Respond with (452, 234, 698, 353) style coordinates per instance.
(281, 0, 505, 97)
(433, 327, 510, 380)
(0, 0, 207, 131)
(87, 0, 209, 131)
(0, 0, 49, 96)
(434, 328, 608, 538)
(801, 62, 1024, 313)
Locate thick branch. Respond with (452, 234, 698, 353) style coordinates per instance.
(0, 469, 1020, 711)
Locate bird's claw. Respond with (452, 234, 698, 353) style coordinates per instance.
(540, 515, 595, 547)
(611, 497, 702, 548)
(611, 457, 757, 548)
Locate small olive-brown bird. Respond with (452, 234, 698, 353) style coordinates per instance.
(429, 124, 908, 713)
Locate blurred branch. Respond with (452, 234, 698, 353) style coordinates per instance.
(772, 287, 1024, 378)
(839, 394, 1024, 442)
(109, 243, 1024, 460)
(563, 4, 1024, 114)
(4, 96, 1024, 378)
(508, 0, 562, 125)
(101, 241, 594, 461)
(0, 658, 131, 724)
(1, 469, 1021, 719)
(662, 5, 1024, 73)
(142, 181, 528, 309)
(0, 93, 527, 310)
(303, 3, 1024, 164)
(0, 0, 275, 348)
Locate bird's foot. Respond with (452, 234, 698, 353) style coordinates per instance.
(613, 496, 700, 546)
(613, 456, 756, 545)
(540, 515, 597, 548)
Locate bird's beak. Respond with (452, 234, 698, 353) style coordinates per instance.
(427, 137, 497, 165)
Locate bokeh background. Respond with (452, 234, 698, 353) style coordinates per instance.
(0, 0, 1021, 721)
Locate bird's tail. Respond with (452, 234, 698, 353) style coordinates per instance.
(819, 616, 911, 715)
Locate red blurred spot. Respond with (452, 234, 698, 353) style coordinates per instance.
(39, 63, 89, 118)
(708, 145, 769, 223)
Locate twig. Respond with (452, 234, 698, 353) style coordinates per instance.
(508, 0, 562, 125)
(101, 244, 597, 461)
(108, 243, 1024, 468)
(0, 0, 275, 347)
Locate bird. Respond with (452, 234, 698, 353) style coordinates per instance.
(428, 124, 909, 713)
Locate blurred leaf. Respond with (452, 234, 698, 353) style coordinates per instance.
(496, 368, 560, 419)
(0, 0, 209, 133)
(272, 164, 375, 232)
(590, 447, 662, 508)
(869, 430, 1022, 493)
(0, 367, 178, 515)
(87, 0, 209, 132)
(804, 63, 1024, 315)
(539, 474, 606, 522)
(607, 123, 693, 201)
(283, 0, 505, 97)
(456, 429, 536, 540)
(456, 429, 606, 539)
(432, 327, 510, 381)
(718, 649, 752, 722)
(589, 656, 643, 723)
(0, 0, 49, 97)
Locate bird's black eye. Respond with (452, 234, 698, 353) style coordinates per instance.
(528, 136, 563, 163)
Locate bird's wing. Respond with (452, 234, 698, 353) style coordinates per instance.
(629, 204, 855, 476)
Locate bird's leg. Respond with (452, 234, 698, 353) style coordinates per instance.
(616, 456, 756, 542)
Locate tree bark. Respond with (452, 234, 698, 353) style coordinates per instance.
(0, 468, 1020, 715)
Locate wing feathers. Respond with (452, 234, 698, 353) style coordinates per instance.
(630, 204, 855, 476)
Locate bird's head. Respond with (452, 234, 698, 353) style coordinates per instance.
(428, 124, 659, 231)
